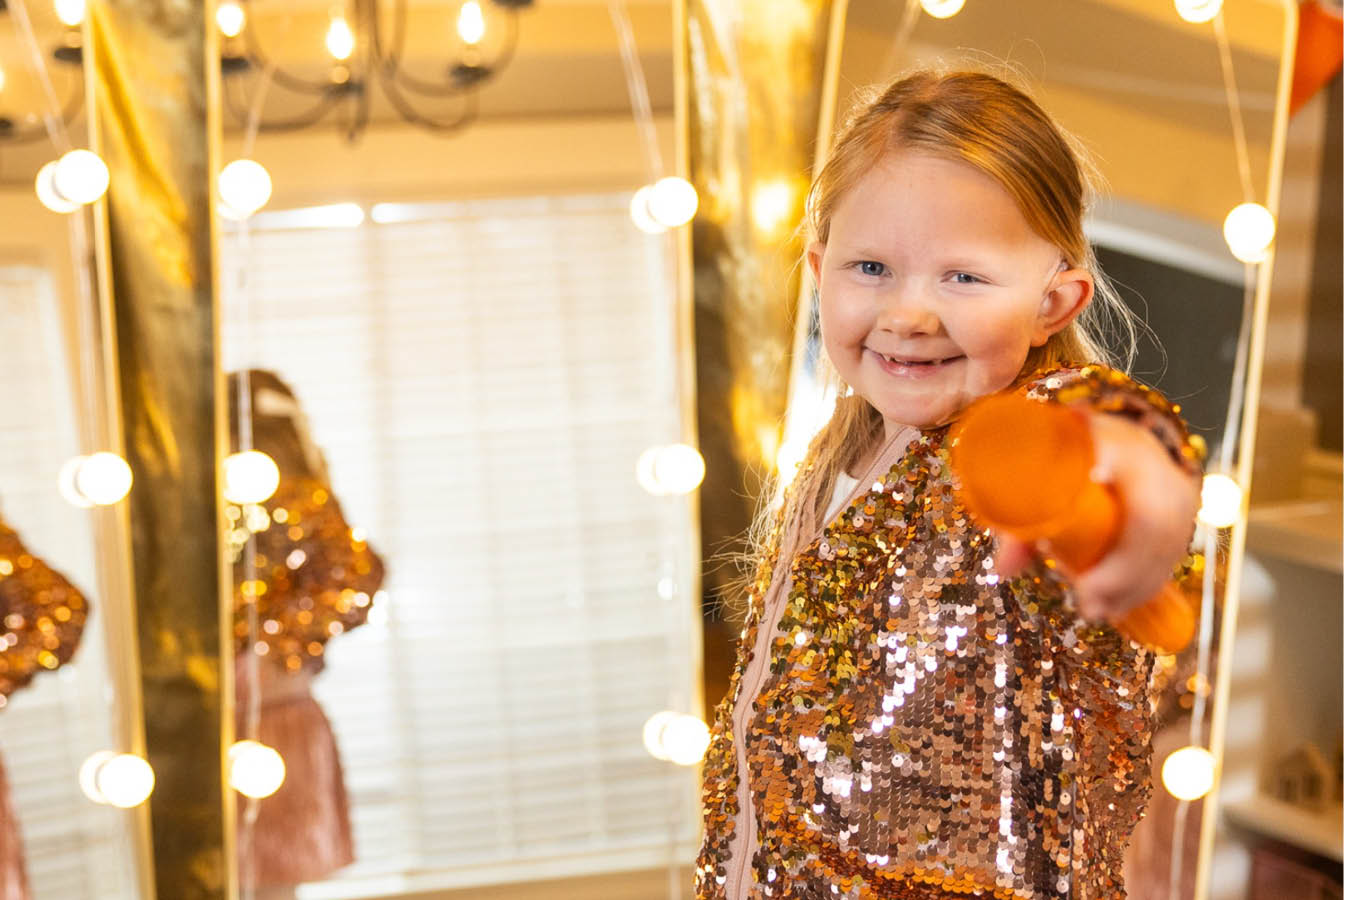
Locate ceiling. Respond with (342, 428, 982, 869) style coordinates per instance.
(0, 0, 1291, 191)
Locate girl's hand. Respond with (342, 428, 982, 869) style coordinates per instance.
(992, 412, 1201, 622)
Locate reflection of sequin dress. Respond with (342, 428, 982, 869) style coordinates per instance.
(0, 523, 89, 900)
(228, 476, 384, 890)
(694, 367, 1201, 900)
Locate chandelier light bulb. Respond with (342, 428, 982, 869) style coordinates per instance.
(218, 159, 273, 220)
(919, 0, 965, 18)
(1197, 472, 1242, 528)
(53, 0, 85, 27)
(646, 176, 699, 228)
(57, 456, 94, 508)
(53, 149, 110, 205)
(75, 452, 133, 506)
(217, 1, 246, 38)
(661, 714, 712, 766)
(1174, 0, 1223, 23)
(326, 16, 356, 61)
(629, 186, 667, 234)
(457, 1, 487, 45)
(35, 162, 80, 214)
(642, 711, 681, 761)
(224, 450, 281, 505)
(228, 740, 286, 798)
(1161, 745, 1217, 801)
(1222, 202, 1276, 263)
(80, 752, 155, 808)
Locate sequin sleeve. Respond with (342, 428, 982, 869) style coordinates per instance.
(1022, 364, 1206, 478)
(0, 523, 89, 700)
(227, 477, 385, 673)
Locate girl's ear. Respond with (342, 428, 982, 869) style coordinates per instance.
(1032, 266, 1094, 346)
(806, 241, 826, 285)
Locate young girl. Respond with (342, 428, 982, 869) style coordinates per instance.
(228, 370, 384, 900)
(694, 71, 1204, 900)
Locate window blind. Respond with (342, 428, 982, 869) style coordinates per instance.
(0, 265, 140, 899)
(222, 191, 700, 896)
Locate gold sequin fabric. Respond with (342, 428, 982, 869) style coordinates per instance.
(227, 476, 384, 673)
(0, 523, 87, 701)
(696, 366, 1195, 900)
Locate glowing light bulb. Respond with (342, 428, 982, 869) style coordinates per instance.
(645, 176, 698, 228)
(54, 0, 85, 27)
(457, 1, 487, 45)
(75, 452, 133, 505)
(1223, 202, 1276, 263)
(228, 740, 286, 798)
(920, 0, 965, 18)
(218, 159, 272, 220)
(326, 16, 355, 61)
(1174, 0, 1223, 24)
(53, 149, 109, 205)
(35, 162, 80, 213)
(662, 714, 712, 765)
(642, 711, 680, 761)
(637, 444, 706, 496)
(751, 180, 795, 235)
(1161, 746, 1216, 800)
(217, 1, 246, 38)
(1197, 473, 1242, 528)
(0, 63, 7, 95)
(224, 450, 280, 504)
(58, 456, 95, 507)
(629, 186, 666, 234)
(80, 752, 155, 807)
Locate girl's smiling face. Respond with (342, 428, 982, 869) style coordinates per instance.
(808, 151, 1094, 435)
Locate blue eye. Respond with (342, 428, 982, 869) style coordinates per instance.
(951, 272, 982, 284)
(856, 261, 886, 277)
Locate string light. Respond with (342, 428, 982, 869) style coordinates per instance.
(457, 1, 487, 46)
(218, 159, 273, 220)
(1197, 472, 1242, 528)
(919, 0, 965, 18)
(228, 740, 286, 798)
(79, 752, 155, 808)
(1161, 746, 1217, 800)
(629, 186, 666, 234)
(636, 444, 705, 496)
(1174, 0, 1223, 24)
(645, 176, 698, 228)
(1222, 202, 1276, 263)
(642, 711, 711, 765)
(325, 16, 356, 61)
(216, 1, 246, 38)
(223, 450, 281, 505)
(73, 452, 133, 506)
(35, 162, 80, 214)
(53, 0, 85, 28)
(52, 150, 110, 205)
(57, 457, 94, 508)
(751, 180, 795, 235)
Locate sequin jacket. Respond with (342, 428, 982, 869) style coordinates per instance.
(227, 476, 384, 674)
(695, 366, 1202, 900)
(0, 522, 87, 700)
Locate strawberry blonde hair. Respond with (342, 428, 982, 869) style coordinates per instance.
(736, 69, 1140, 608)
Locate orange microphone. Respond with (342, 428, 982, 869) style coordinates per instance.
(950, 391, 1195, 654)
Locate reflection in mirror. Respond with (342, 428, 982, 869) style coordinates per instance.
(0, 247, 145, 896)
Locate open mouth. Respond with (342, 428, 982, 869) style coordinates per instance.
(870, 350, 961, 375)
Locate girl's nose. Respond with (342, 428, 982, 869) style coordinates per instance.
(877, 287, 941, 336)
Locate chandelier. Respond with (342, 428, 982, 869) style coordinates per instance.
(221, 0, 535, 141)
(0, 0, 533, 144)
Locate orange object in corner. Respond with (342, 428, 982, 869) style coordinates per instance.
(951, 391, 1195, 654)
